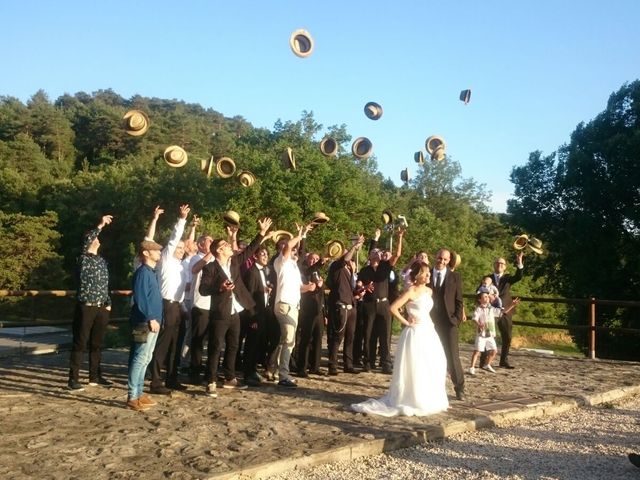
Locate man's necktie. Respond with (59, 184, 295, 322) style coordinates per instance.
(436, 271, 442, 289)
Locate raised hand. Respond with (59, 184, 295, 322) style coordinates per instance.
(153, 206, 164, 220)
(258, 217, 273, 235)
(178, 204, 190, 219)
(98, 215, 114, 229)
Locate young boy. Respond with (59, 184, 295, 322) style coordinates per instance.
(476, 275, 502, 309)
(468, 292, 520, 374)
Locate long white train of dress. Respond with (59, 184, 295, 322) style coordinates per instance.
(351, 293, 449, 417)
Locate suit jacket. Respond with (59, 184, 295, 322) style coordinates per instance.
(489, 267, 523, 319)
(430, 267, 464, 326)
(243, 263, 272, 319)
(199, 233, 265, 319)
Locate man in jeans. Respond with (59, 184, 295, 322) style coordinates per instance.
(126, 240, 163, 412)
(68, 214, 114, 391)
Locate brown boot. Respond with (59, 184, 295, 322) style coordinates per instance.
(139, 394, 157, 407)
(126, 398, 150, 412)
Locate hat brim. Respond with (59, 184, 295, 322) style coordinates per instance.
(290, 29, 314, 58)
(364, 102, 383, 120)
(352, 137, 373, 159)
(527, 244, 543, 255)
(216, 158, 236, 178)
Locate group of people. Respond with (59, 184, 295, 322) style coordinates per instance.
(67, 205, 525, 415)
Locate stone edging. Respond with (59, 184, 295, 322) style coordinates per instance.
(208, 384, 640, 480)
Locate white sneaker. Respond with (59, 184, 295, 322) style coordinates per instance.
(467, 367, 476, 375)
(206, 383, 218, 398)
(482, 364, 496, 373)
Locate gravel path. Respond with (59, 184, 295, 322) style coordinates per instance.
(267, 396, 640, 480)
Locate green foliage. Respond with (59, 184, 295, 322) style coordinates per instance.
(508, 80, 640, 360)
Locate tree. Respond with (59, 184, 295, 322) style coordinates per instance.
(508, 80, 640, 360)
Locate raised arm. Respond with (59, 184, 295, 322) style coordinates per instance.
(389, 228, 404, 267)
(345, 234, 365, 263)
(144, 206, 164, 241)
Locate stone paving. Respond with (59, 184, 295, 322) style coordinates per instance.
(0, 343, 639, 480)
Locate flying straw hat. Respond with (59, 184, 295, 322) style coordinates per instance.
(201, 156, 215, 178)
(216, 157, 236, 178)
(352, 137, 373, 159)
(459, 89, 472, 105)
(319, 137, 338, 157)
(123, 110, 150, 137)
(163, 145, 188, 168)
(281, 147, 296, 170)
(400, 168, 410, 183)
(289, 29, 314, 58)
(513, 234, 529, 250)
(222, 210, 240, 227)
(271, 230, 294, 244)
(431, 145, 446, 162)
(237, 170, 256, 187)
(414, 151, 425, 165)
(326, 239, 345, 259)
(527, 237, 544, 255)
(364, 101, 383, 120)
(310, 212, 330, 225)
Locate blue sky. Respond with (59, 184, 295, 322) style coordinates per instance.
(3, 1, 639, 212)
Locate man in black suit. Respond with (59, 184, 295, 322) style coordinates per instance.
(198, 217, 272, 397)
(430, 248, 466, 401)
(489, 251, 524, 369)
(241, 245, 273, 386)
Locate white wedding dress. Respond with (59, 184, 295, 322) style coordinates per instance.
(351, 292, 449, 417)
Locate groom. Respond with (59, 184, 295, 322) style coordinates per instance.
(430, 248, 466, 401)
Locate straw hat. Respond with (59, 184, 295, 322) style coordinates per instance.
(326, 240, 345, 259)
(352, 137, 373, 159)
(400, 168, 410, 183)
(216, 157, 236, 178)
(271, 230, 293, 244)
(414, 151, 424, 165)
(449, 252, 462, 270)
(281, 147, 296, 170)
(381, 209, 393, 225)
(513, 234, 529, 250)
(222, 210, 240, 227)
(425, 135, 446, 156)
(289, 29, 314, 58)
(237, 170, 256, 187)
(319, 137, 338, 157)
(163, 145, 188, 168)
(123, 110, 150, 137)
(310, 212, 330, 225)
(527, 237, 543, 255)
(201, 156, 215, 178)
(364, 101, 383, 120)
(459, 89, 472, 105)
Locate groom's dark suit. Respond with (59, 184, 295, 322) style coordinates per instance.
(430, 266, 465, 398)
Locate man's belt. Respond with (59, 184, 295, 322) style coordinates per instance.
(81, 301, 106, 307)
(336, 303, 353, 310)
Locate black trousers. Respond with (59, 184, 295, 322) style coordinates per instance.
(297, 312, 323, 373)
(68, 302, 109, 382)
(327, 304, 356, 371)
(206, 312, 240, 383)
(498, 314, 513, 364)
(434, 320, 465, 393)
(352, 302, 365, 365)
(151, 300, 182, 387)
(189, 306, 210, 373)
(242, 311, 266, 377)
(362, 300, 392, 370)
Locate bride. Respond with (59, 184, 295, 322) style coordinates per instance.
(351, 261, 449, 417)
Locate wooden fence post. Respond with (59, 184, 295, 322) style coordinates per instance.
(589, 297, 596, 359)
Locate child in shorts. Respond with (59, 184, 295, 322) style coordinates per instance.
(468, 292, 520, 374)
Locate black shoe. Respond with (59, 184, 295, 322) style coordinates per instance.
(353, 361, 363, 368)
(344, 368, 359, 374)
(499, 363, 515, 369)
(328, 368, 339, 376)
(277, 378, 297, 388)
(362, 363, 371, 373)
(455, 390, 466, 401)
(629, 453, 640, 468)
(309, 369, 327, 376)
(381, 367, 393, 375)
(150, 386, 172, 395)
(88, 376, 112, 387)
(67, 379, 84, 391)
(167, 381, 188, 391)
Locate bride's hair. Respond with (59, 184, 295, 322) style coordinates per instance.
(409, 261, 430, 285)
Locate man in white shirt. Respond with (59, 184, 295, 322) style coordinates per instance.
(272, 224, 317, 388)
(149, 204, 190, 395)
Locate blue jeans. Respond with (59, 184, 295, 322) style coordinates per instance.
(127, 331, 159, 400)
